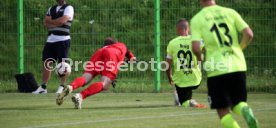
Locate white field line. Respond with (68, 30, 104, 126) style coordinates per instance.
(21, 107, 276, 128)
(21, 112, 215, 128)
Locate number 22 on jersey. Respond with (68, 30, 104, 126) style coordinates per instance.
(177, 49, 192, 70)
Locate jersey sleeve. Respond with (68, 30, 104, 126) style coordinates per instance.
(46, 7, 51, 16)
(64, 5, 74, 20)
(126, 49, 135, 60)
(190, 16, 202, 41)
(232, 9, 249, 32)
(166, 42, 173, 59)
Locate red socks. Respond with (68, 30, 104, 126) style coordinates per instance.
(70, 77, 86, 90)
(71, 77, 104, 99)
(80, 82, 103, 99)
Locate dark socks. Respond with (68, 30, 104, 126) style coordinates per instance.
(41, 84, 47, 89)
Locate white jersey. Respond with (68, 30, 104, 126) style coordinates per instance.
(46, 5, 74, 43)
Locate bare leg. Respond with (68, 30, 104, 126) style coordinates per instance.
(174, 89, 180, 106)
(59, 75, 68, 86)
(33, 61, 52, 94)
(217, 108, 230, 119)
(101, 76, 113, 90)
(82, 73, 93, 84)
(56, 74, 69, 94)
(42, 61, 52, 88)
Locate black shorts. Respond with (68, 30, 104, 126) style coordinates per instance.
(42, 40, 70, 63)
(207, 72, 247, 109)
(175, 85, 199, 105)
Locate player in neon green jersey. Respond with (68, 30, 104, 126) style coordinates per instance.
(166, 19, 206, 108)
(191, 0, 258, 128)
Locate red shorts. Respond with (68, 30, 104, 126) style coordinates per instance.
(84, 48, 118, 80)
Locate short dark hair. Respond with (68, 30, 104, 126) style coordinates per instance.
(103, 37, 116, 46)
(177, 18, 188, 24)
(177, 18, 188, 30)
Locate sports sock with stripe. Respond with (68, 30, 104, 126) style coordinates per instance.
(233, 102, 259, 128)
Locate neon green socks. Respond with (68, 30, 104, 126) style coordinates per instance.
(221, 114, 240, 128)
(233, 102, 248, 116)
(233, 102, 259, 128)
(182, 100, 190, 108)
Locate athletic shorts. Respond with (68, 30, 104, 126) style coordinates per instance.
(207, 71, 247, 109)
(84, 48, 118, 81)
(42, 40, 70, 62)
(175, 85, 199, 105)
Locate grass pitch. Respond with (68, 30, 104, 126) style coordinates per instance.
(0, 93, 275, 128)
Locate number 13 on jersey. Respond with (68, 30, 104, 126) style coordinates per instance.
(210, 23, 233, 47)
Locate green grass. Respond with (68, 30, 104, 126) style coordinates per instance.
(0, 93, 276, 128)
(2, 74, 276, 93)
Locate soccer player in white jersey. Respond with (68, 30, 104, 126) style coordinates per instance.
(33, 0, 74, 94)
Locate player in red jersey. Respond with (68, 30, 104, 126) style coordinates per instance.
(56, 37, 136, 109)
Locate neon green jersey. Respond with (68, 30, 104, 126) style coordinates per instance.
(191, 5, 249, 77)
(167, 36, 202, 87)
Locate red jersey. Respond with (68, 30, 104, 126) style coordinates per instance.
(101, 42, 135, 61)
(85, 42, 135, 80)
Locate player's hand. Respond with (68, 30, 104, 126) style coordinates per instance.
(112, 80, 117, 88)
(168, 78, 174, 86)
(129, 57, 137, 63)
(170, 81, 174, 86)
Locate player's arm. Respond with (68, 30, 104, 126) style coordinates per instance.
(166, 43, 174, 86)
(44, 8, 55, 28)
(193, 42, 205, 62)
(44, 16, 55, 28)
(232, 9, 254, 50)
(240, 27, 253, 50)
(126, 49, 136, 62)
(190, 18, 203, 62)
(166, 57, 174, 86)
(44, 15, 71, 27)
(44, 6, 73, 28)
(192, 41, 202, 62)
